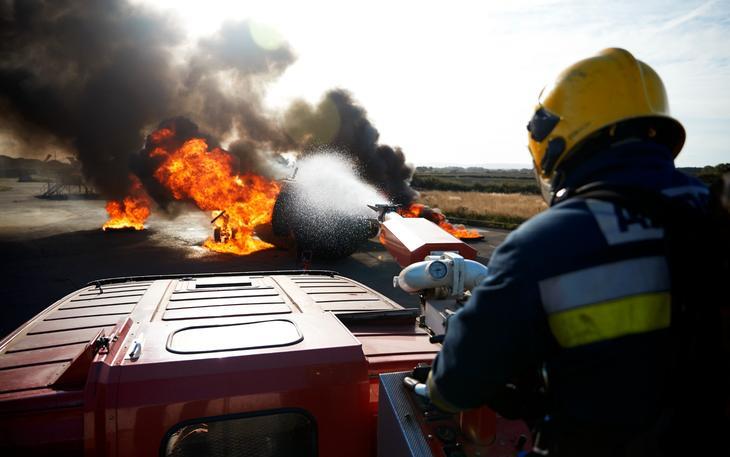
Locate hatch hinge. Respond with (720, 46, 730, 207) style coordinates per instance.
(93, 334, 113, 354)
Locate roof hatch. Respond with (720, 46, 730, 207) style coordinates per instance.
(166, 319, 303, 354)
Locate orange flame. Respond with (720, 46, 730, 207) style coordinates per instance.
(398, 203, 483, 240)
(149, 127, 174, 144)
(152, 137, 280, 255)
(103, 175, 151, 231)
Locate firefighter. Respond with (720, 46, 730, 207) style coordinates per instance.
(426, 48, 727, 456)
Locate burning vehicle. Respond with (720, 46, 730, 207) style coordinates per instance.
(103, 120, 283, 256)
(0, 208, 530, 456)
(265, 160, 484, 260)
(268, 175, 380, 259)
(101, 126, 482, 261)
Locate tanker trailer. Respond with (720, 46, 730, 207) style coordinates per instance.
(270, 177, 379, 259)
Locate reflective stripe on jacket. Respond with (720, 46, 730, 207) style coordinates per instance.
(540, 255, 671, 348)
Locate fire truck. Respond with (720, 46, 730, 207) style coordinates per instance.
(0, 209, 531, 456)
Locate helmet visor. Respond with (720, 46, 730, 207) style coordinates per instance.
(527, 107, 560, 142)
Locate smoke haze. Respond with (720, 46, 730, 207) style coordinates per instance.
(0, 0, 293, 199)
(0, 0, 415, 207)
(284, 90, 417, 205)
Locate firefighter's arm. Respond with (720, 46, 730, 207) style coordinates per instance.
(427, 233, 549, 413)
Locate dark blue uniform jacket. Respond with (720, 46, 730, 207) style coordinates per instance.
(428, 141, 709, 431)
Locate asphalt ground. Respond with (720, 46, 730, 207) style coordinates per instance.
(0, 178, 510, 338)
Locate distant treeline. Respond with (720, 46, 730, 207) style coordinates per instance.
(0, 154, 77, 179)
(680, 164, 730, 188)
(412, 167, 539, 194)
(415, 166, 534, 174)
(412, 164, 729, 195)
(411, 175, 540, 194)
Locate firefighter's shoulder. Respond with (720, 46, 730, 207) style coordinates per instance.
(489, 198, 605, 279)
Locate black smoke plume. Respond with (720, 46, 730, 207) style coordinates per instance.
(0, 0, 294, 200)
(1, 0, 415, 211)
(284, 89, 417, 205)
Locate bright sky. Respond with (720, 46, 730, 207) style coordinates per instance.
(139, 0, 730, 167)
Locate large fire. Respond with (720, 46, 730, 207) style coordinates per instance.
(150, 134, 279, 255)
(152, 136, 280, 255)
(103, 125, 477, 253)
(399, 203, 483, 240)
(103, 175, 151, 231)
(102, 128, 280, 255)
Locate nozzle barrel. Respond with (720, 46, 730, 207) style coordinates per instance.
(367, 203, 401, 222)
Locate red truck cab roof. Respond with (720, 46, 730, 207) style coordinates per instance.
(0, 271, 438, 456)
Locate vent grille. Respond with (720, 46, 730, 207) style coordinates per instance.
(0, 282, 150, 394)
(163, 277, 291, 321)
(286, 275, 402, 313)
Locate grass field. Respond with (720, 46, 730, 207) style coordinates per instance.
(418, 190, 547, 229)
(412, 168, 540, 194)
(413, 163, 729, 228)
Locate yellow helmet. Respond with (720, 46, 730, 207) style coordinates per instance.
(527, 48, 685, 197)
